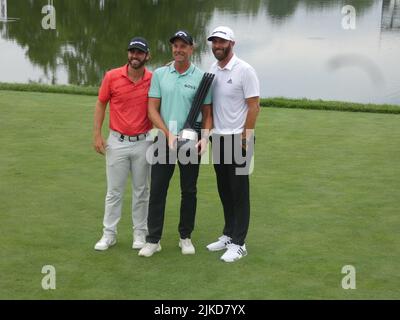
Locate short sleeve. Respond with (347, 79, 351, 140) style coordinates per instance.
(242, 66, 260, 99)
(98, 72, 111, 104)
(148, 70, 161, 98)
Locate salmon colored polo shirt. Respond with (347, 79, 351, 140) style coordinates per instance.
(98, 65, 152, 136)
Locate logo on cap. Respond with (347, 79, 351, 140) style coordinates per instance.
(212, 31, 227, 36)
(170, 30, 193, 45)
(128, 37, 149, 52)
(130, 41, 146, 47)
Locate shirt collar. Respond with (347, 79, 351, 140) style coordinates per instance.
(122, 64, 151, 82)
(217, 54, 238, 71)
(169, 63, 195, 76)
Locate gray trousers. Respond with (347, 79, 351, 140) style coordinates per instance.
(102, 131, 151, 237)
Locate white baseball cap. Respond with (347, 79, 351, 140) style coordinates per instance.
(207, 26, 235, 42)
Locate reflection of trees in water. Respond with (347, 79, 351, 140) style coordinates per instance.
(205, 0, 375, 18)
(0, 0, 376, 86)
(265, 0, 299, 22)
(382, 0, 400, 29)
(1, 0, 215, 85)
(263, 0, 375, 24)
(302, 0, 374, 12)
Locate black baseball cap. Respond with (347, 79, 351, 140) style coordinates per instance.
(127, 37, 149, 53)
(169, 30, 194, 45)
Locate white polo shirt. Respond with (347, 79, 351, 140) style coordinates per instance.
(209, 55, 260, 135)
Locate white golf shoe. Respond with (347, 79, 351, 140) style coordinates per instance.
(220, 244, 247, 262)
(94, 235, 117, 251)
(179, 238, 195, 255)
(138, 242, 162, 257)
(206, 235, 232, 251)
(132, 232, 146, 250)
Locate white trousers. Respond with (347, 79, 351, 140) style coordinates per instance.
(102, 132, 151, 237)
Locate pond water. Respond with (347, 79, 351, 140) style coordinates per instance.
(0, 0, 399, 104)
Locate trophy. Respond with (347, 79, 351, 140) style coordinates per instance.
(177, 72, 215, 151)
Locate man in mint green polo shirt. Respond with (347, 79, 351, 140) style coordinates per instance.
(138, 30, 212, 257)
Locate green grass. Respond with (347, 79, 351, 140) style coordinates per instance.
(1, 82, 399, 114)
(0, 90, 399, 299)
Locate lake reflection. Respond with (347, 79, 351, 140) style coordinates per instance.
(0, 0, 399, 104)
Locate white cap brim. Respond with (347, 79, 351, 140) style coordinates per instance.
(207, 31, 233, 41)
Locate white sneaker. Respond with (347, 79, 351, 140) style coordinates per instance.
(132, 233, 146, 250)
(220, 243, 247, 262)
(179, 238, 195, 255)
(138, 242, 162, 257)
(206, 235, 232, 251)
(94, 235, 117, 251)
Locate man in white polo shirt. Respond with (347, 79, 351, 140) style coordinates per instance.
(206, 26, 260, 262)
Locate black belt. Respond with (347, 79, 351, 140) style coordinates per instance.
(111, 130, 148, 142)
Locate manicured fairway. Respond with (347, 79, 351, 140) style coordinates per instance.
(0, 90, 399, 299)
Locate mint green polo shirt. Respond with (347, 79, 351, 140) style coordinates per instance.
(149, 63, 212, 135)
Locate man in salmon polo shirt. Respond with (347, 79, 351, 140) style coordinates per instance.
(93, 36, 153, 251)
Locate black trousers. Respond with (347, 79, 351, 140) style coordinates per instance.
(212, 134, 253, 246)
(147, 137, 200, 243)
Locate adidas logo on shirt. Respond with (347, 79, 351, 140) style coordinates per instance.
(227, 79, 233, 84)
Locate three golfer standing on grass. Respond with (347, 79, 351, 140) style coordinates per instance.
(93, 27, 260, 263)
